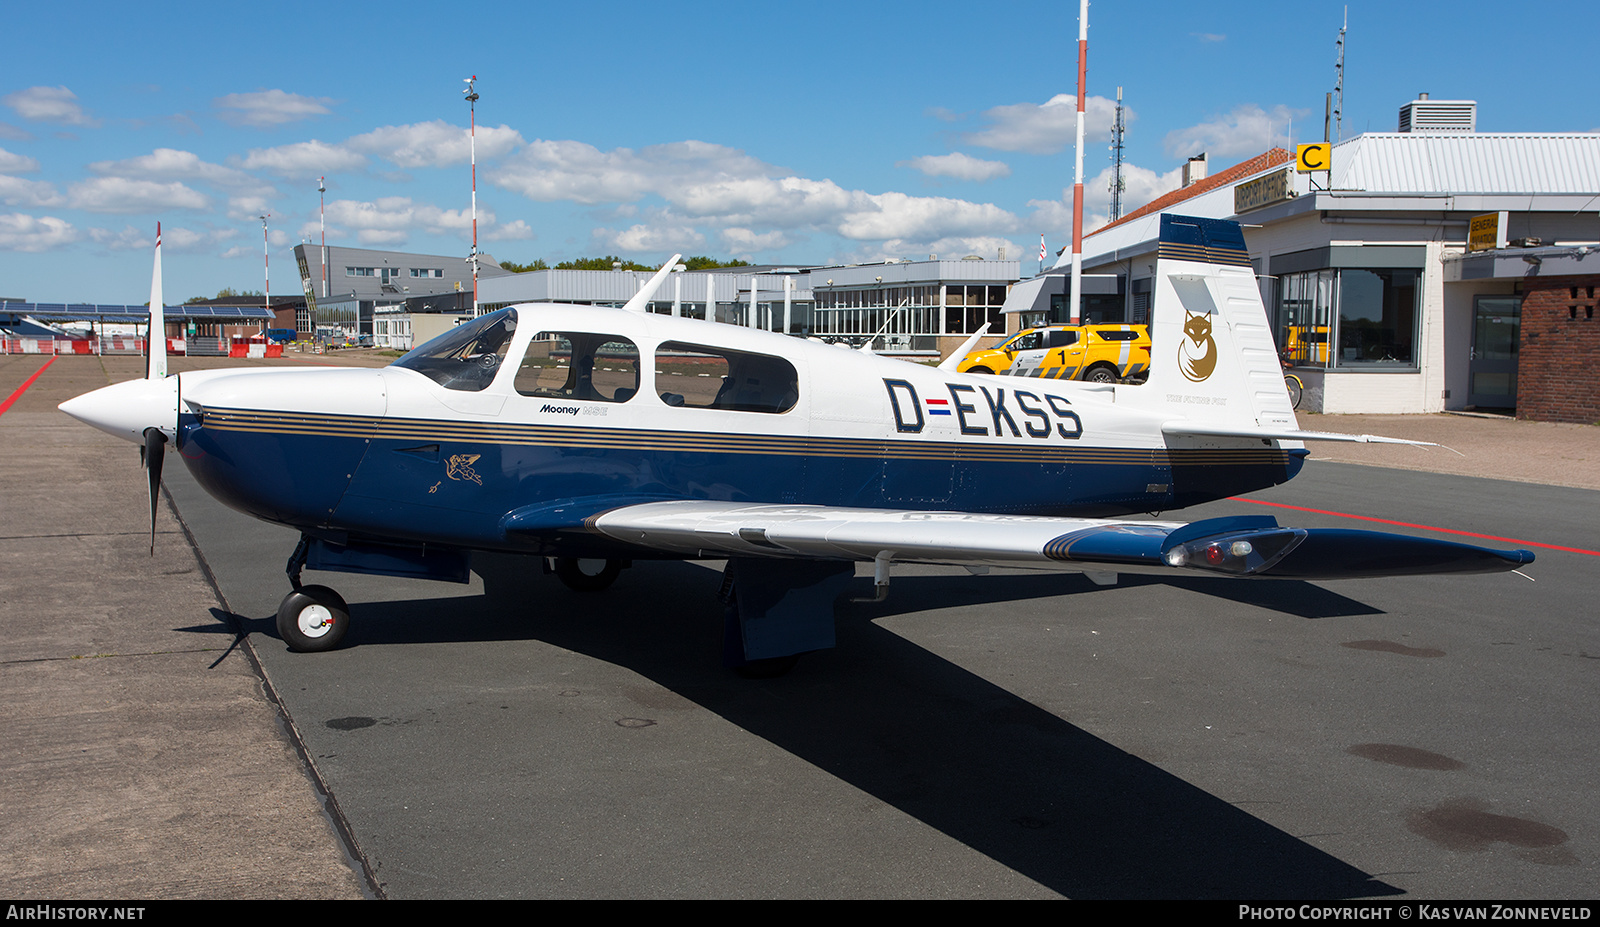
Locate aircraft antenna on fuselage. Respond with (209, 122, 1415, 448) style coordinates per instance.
(622, 253, 684, 313)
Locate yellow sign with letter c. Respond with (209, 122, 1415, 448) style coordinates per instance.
(1296, 143, 1331, 173)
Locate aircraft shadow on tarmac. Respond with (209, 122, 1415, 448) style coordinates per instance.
(188, 555, 1401, 900)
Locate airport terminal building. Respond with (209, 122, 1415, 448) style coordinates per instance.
(1064, 97, 1600, 420)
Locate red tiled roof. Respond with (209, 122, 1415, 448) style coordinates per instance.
(1088, 148, 1292, 239)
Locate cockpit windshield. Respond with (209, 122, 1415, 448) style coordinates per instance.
(391, 308, 518, 392)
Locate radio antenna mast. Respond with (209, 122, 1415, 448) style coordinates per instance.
(1333, 6, 1347, 141)
(1108, 86, 1126, 222)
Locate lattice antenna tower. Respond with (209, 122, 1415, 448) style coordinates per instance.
(1333, 6, 1347, 141)
(1108, 86, 1127, 221)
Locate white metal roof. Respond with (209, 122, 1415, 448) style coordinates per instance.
(1332, 133, 1600, 194)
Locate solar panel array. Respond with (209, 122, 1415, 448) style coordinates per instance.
(0, 301, 275, 323)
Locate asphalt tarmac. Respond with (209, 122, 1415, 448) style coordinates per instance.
(4, 352, 1598, 899)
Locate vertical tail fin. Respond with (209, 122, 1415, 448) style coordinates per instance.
(147, 222, 167, 380)
(1127, 214, 1295, 431)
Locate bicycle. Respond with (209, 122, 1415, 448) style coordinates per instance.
(1283, 372, 1303, 410)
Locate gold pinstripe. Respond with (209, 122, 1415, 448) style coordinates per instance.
(197, 407, 1296, 467)
(1157, 242, 1252, 267)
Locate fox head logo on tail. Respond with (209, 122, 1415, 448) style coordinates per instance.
(1178, 307, 1217, 382)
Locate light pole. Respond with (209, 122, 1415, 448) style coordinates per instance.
(463, 76, 480, 316)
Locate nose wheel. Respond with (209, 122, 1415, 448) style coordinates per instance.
(277, 584, 350, 652)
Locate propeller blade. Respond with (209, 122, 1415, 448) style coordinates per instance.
(143, 427, 167, 556)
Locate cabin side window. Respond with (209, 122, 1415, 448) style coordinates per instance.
(654, 341, 798, 413)
(515, 332, 640, 403)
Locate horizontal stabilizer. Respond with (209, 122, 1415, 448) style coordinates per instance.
(1162, 422, 1439, 446)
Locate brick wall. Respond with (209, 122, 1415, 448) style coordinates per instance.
(1517, 274, 1600, 423)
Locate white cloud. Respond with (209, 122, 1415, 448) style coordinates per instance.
(346, 120, 524, 168)
(483, 219, 533, 241)
(2, 86, 96, 126)
(162, 227, 205, 252)
(597, 223, 705, 252)
(89, 148, 268, 193)
(0, 147, 39, 173)
(840, 235, 1020, 265)
(356, 229, 409, 246)
(67, 177, 209, 213)
(1192, 32, 1226, 42)
(238, 139, 367, 177)
(496, 135, 1019, 253)
(493, 139, 774, 205)
(226, 195, 275, 222)
(88, 225, 152, 251)
(899, 152, 1011, 182)
(1026, 163, 1185, 238)
(214, 90, 334, 127)
(835, 191, 1017, 241)
(672, 176, 855, 227)
(0, 175, 63, 207)
(0, 123, 31, 141)
(0, 213, 80, 251)
(164, 226, 237, 253)
(959, 93, 1120, 155)
(323, 196, 488, 246)
(719, 227, 794, 254)
(1163, 104, 1308, 160)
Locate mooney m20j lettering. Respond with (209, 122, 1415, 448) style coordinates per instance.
(61, 215, 1531, 674)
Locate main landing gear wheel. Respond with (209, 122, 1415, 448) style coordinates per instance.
(1085, 364, 1119, 384)
(553, 557, 624, 592)
(277, 584, 350, 652)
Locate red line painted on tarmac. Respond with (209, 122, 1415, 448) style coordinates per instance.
(0, 356, 56, 417)
(1242, 497, 1600, 558)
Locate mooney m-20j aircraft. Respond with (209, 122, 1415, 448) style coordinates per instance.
(62, 216, 1532, 673)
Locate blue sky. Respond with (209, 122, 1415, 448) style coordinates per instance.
(3, 0, 1597, 303)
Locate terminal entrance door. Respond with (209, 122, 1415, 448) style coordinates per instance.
(1468, 296, 1521, 409)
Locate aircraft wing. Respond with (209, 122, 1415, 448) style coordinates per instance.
(589, 501, 1532, 580)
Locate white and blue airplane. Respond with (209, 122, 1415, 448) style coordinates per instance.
(61, 215, 1532, 674)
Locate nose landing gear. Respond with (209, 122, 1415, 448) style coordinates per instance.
(276, 536, 349, 652)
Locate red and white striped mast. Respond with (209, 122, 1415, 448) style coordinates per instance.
(318, 176, 327, 299)
(1069, 0, 1088, 324)
(463, 76, 480, 316)
(259, 213, 271, 335)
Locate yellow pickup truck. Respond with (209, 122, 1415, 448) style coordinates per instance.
(956, 324, 1152, 382)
